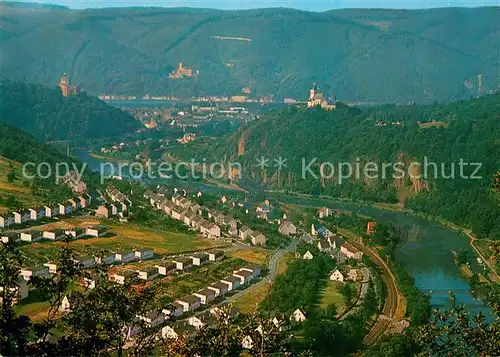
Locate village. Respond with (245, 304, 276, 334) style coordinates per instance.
(0, 165, 379, 349)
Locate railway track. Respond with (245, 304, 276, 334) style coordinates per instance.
(347, 240, 399, 346)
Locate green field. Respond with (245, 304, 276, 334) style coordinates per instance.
(0, 156, 39, 211)
(20, 217, 228, 266)
(319, 280, 346, 312)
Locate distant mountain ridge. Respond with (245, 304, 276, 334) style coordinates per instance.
(0, 3, 499, 103)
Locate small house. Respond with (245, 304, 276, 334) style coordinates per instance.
(29, 207, 46, 221)
(232, 269, 254, 285)
(318, 207, 330, 218)
(250, 232, 267, 246)
(278, 221, 297, 236)
(329, 269, 344, 282)
(238, 226, 253, 240)
(173, 258, 193, 271)
(136, 310, 165, 328)
(239, 264, 261, 278)
(0, 213, 15, 228)
(221, 276, 241, 291)
(86, 225, 108, 237)
(175, 295, 201, 312)
(156, 262, 176, 276)
(1, 233, 19, 243)
(58, 202, 73, 216)
(135, 248, 154, 261)
(162, 302, 184, 318)
(341, 243, 363, 260)
(190, 254, 209, 266)
(20, 230, 43, 243)
(303, 250, 314, 260)
(206, 250, 224, 262)
(59, 295, 71, 313)
(65, 227, 85, 239)
(162, 322, 196, 340)
(95, 205, 112, 218)
(207, 282, 229, 297)
(137, 268, 159, 281)
(301, 233, 314, 244)
(13, 210, 31, 224)
(366, 221, 377, 235)
(43, 263, 58, 274)
(20, 265, 50, 281)
(74, 256, 96, 268)
(43, 229, 66, 241)
(193, 288, 216, 304)
(115, 251, 136, 263)
(44, 205, 60, 218)
(95, 254, 116, 265)
(292, 308, 307, 323)
(109, 270, 136, 285)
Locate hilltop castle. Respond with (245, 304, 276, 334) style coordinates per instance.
(169, 62, 199, 79)
(58, 73, 79, 97)
(307, 83, 335, 110)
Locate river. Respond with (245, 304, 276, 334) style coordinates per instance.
(74, 150, 491, 317)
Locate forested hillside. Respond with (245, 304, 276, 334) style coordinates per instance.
(174, 94, 500, 239)
(1, 2, 499, 103)
(0, 80, 140, 141)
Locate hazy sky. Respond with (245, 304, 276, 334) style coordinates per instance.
(18, 0, 500, 11)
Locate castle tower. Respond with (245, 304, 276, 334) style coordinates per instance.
(59, 73, 69, 97)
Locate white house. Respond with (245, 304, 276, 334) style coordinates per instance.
(65, 228, 86, 239)
(109, 270, 136, 285)
(173, 258, 193, 271)
(162, 302, 184, 318)
(162, 322, 196, 339)
(278, 221, 297, 236)
(86, 225, 108, 237)
(221, 276, 241, 291)
(115, 251, 136, 263)
(0, 213, 15, 228)
(135, 249, 154, 261)
(292, 308, 307, 323)
(348, 269, 358, 281)
(43, 263, 58, 274)
(13, 210, 31, 224)
(207, 282, 229, 297)
(341, 243, 363, 260)
(175, 295, 201, 312)
(29, 207, 46, 221)
(43, 229, 65, 241)
(20, 231, 43, 243)
(44, 205, 60, 218)
(190, 254, 210, 266)
(136, 310, 165, 328)
(74, 256, 96, 268)
(318, 207, 330, 218)
(156, 262, 177, 276)
(20, 265, 50, 281)
(303, 250, 314, 260)
(137, 268, 158, 281)
(95, 254, 116, 265)
(206, 250, 224, 262)
(232, 269, 254, 285)
(193, 288, 216, 304)
(250, 232, 267, 246)
(239, 264, 261, 278)
(329, 269, 344, 283)
(59, 295, 71, 313)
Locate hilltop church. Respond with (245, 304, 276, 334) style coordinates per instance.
(307, 83, 335, 110)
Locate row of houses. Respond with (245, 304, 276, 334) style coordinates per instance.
(61, 171, 87, 194)
(19, 246, 152, 282)
(106, 185, 132, 206)
(95, 202, 129, 218)
(0, 195, 92, 229)
(2, 225, 107, 244)
(108, 250, 225, 284)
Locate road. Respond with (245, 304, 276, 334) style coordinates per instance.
(465, 230, 499, 283)
(221, 235, 300, 305)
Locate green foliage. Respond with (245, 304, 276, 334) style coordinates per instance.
(1, 5, 499, 103)
(195, 94, 500, 239)
(0, 80, 140, 141)
(262, 250, 334, 313)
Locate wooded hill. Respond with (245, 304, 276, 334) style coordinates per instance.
(174, 94, 500, 239)
(1, 2, 499, 103)
(0, 80, 140, 142)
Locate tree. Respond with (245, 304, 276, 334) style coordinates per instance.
(7, 170, 16, 183)
(456, 248, 469, 265)
(415, 306, 499, 357)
